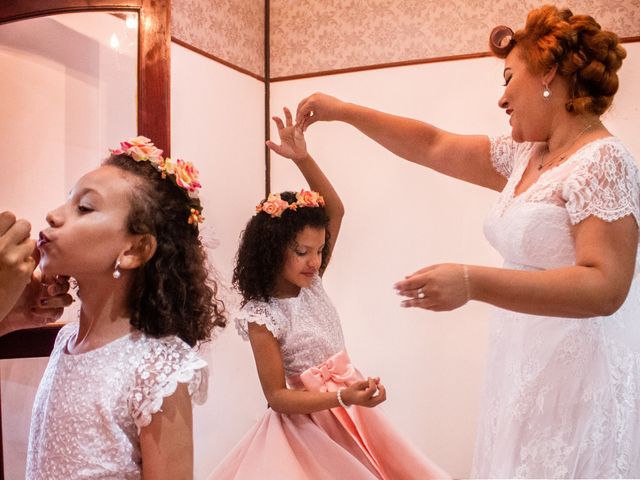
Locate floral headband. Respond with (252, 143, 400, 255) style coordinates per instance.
(256, 190, 325, 218)
(110, 136, 204, 225)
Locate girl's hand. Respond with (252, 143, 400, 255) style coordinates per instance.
(341, 377, 386, 408)
(266, 107, 309, 162)
(394, 263, 471, 311)
(295, 92, 347, 131)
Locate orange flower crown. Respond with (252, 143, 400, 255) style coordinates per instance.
(256, 190, 325, 218)
(110, 136, 204, 226)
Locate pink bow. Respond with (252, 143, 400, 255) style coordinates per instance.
(299, 350, 361, 392)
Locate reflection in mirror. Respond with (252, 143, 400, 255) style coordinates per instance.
(0, 12, 137, 233)
(0, 11, 137, 478)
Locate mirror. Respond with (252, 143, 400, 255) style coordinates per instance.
(0, 11, 138, 233)
(0, 1, 170, 477)
(0, 11, 137, 477)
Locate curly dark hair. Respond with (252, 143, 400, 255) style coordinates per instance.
(103, 154, 225, 346)
(233, 191, 330, 304)
(490, 5, 626, 115)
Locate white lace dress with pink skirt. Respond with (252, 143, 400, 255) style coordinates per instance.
(208, 276, 449, 479)
(472, 136, 640, 478)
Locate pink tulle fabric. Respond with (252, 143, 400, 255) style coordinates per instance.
(208, 351, 449, 479)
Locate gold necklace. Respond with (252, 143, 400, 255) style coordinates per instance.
(537, 121, 600, 171)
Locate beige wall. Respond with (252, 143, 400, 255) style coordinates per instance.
(172, 0, 265, 77)
(271, 0, 640, 78)
(270, 0, 640, 77)
(172, 0, 640, 80)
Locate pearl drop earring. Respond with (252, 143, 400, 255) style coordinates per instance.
(113, 259, 121, 279)
(543, 84, 552, 99)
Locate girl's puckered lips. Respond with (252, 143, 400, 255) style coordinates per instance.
(37, 231, 51, 249)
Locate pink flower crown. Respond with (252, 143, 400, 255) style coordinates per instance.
(110, 136, 204, 225)
(255, 190, 325, 218)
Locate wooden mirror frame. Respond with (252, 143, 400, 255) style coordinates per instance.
(0, 1, 171, 476)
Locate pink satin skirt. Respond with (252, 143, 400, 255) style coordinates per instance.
(208, 350, 449, 479)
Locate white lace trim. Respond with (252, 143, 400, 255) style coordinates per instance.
(490, 135, 518, 178)
(129, 343, 208, 432)
(562, 140, 640, 226)
(234, 301, 284, 341)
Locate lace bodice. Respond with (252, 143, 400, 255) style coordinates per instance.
(485, 135, 640, 270)
(235, 275, 345, 378)
(26, 322, 208, 480)
(472, 135, 640, 478)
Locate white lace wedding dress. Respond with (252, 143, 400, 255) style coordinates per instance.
(472, 136, 640, 478)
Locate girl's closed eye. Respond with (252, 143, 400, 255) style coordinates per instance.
(502, 75, 512, 87)
(77, 204, 94, 213)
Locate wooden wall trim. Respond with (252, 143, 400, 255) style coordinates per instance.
(270, 52, 492, 82)
(170, 34, 640, 86)
(0, 325, 62, 360)
(0, 0, 140, 24)
(139, 0, 171, 154)
(264, 0, 271, 197)
(270, 36, 640, 83)
(172, 37, 265, 82)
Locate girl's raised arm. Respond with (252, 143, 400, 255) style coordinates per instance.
(267, 107, 345, 272)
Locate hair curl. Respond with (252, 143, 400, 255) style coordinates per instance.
(233, 191, 330, 304)
(104, 154, 225, 346)
(490, 4, 626, 115)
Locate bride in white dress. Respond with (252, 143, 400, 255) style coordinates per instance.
(293, 5, 639, 478)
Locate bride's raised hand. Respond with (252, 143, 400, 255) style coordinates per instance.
(266, 107, 309, 163)
(295, 92, 346, 132)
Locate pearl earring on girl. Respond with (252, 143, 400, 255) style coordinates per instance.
(113, 259, 122, 279)
(542, 84, 552, 100)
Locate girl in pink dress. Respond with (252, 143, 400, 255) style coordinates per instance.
(209, 109, 448, 479)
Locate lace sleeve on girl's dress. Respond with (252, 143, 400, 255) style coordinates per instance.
(235, 300, 286, 341)
(489, 135, 519, 178)
(562, 139, 640, 227)
(129, 336, 208, 432)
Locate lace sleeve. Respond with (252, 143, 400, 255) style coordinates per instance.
(562, 140, 640, 227)
(129, 336, 208, 432)
(489, 135, 518, 178)
(235, 301, 285, 341)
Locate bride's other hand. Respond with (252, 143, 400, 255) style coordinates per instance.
(395, 263, 471, 311)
